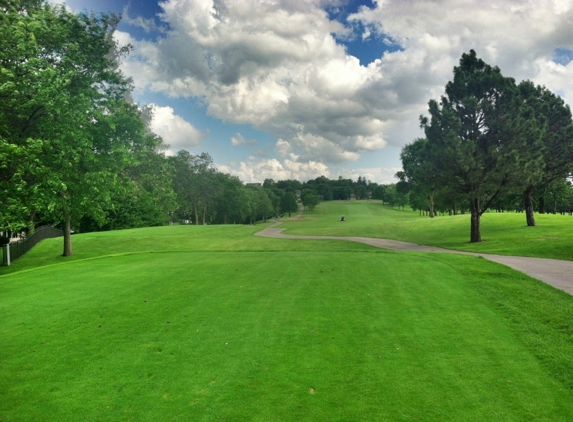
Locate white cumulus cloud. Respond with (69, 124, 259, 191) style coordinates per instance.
(218, 157, 330, 184)
(117, 0, 573, 175)
(231, 133, 258, 146)
(148, 104, 207, 154)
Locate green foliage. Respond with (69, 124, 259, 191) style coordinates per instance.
(245, 184, 274, 223)
(418, 50, 546, 242)
(214, 173, 249, 224)
(170, 151, 218, 224)
(280, 191, 299, 217)
(276, 179, 302, 192)
(402, 51, 573, 239)
(518, 81, 573, 225)
(0, 1, 173, 255)
(397, 138, 440, 217)
(301, 189, 319, 212)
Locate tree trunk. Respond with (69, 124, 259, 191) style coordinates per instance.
(469, 197, 481, 243)
(194, 205, 199, 226)
(27, 210, 36, 236)
(63, 214, 73, 256)
(539, 187, 546, 214)
(429, 191, 435, 218)
(202, 205, 206, 225)
(60, 192, 73, 256)
(524, 185, 536, 226)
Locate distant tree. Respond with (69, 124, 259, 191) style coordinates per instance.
(385, 185, 397, 207)
(301, 190, 320, 212)
(246, 185, 274, 223)
(371, 185, 387, 203)
(544, 179, 573, 215)
(397, 138, 441, 217)
(280, 192, 299, 217)
(265, 189, 281, 218)
(354, 184, 368, 200)
(170, 151, 195, 222)
(276, 179, 302, 192)
(214, 173, 248, 224)
(170, 151, 217, 225)
(263, 178, 276, 189)
(518, 81, 573, 225)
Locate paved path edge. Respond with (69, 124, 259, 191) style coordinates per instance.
(255, 221, 573, 296)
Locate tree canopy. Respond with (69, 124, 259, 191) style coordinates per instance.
(0, 1, 174, 255)
(400, 50, 573, 242)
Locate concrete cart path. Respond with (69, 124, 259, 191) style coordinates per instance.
(255, 223, 573, 296)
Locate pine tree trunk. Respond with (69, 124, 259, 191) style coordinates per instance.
(470, 197, 481, 243)
(524, 186, 536, 226)
(429, 191, 435, 218)
(539, 188, 546, 214)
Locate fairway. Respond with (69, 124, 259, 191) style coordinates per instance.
(280, 200, 573, 260)
(2, 208, 573, 420)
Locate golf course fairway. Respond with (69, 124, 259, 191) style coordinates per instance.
(2, 202, 573, 421)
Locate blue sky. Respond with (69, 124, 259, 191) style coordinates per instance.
(50, 0, 573, 183)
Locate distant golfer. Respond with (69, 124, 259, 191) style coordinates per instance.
(340, 215, 345, 221)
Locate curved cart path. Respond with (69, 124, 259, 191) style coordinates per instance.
(256, 221, 573, 296)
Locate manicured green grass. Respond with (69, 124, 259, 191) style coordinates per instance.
(281, 200, 573, 260)
(2, 222, 573, 420)
(0, 224, 374, 275)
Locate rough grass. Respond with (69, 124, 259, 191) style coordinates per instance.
(281, 201, 573, 260)
(1, 208, 573, 420)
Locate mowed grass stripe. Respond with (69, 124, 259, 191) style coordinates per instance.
(2, 250, 573, 421)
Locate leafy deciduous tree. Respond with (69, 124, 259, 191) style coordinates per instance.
(1, 1, 144, 255)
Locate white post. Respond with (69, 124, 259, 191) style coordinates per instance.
(6, 243, 10, 266)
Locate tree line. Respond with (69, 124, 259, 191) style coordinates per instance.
(1, 1, 400, 256)
(397, 50, 573, 242)
(10, 4, 567, 255)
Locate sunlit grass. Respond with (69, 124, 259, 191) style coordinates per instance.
(281, 200, 573, 260)
(2, 212, 573, 420)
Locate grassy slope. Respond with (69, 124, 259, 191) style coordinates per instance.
(1, 208, 573, 420)
(280, 201, 573, 260)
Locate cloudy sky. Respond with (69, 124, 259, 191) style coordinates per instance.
(48, 0, 573, 183)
